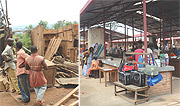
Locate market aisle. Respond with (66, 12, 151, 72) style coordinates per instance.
(80, 68, 180, 106)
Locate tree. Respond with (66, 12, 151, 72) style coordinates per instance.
(52, 20, 78, 29)
(25, 25, 33, 30)
(39, 20, 48, 29)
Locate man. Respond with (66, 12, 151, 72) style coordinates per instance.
(1, 38, 21, 94)
(16, 41, 30, 103)
(25, 45, 48, 106)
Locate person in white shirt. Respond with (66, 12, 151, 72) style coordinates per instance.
(1, 38, 20, 94)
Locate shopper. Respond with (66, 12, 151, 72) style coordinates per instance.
(25, 45, 48, 106)
(83, 47, 94, 76)
(16, 41, 30, 103)
(1, 38, 21, 94)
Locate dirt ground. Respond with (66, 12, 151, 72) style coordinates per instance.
(0, 87, 73, 106)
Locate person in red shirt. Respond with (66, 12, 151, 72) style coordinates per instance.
(134, 40, 144, 62)
(16, 41, 30, 103)
(25, 45, 48, 106)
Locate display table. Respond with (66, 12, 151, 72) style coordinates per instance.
(169, 58, 180, 77)
(101, 59, 174, 97)
(114, 82, 149, 105)
(99, 64, 118, 87)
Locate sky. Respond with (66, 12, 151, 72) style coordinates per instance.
(3, 0, 88, 26)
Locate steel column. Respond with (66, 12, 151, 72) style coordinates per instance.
(103, 10, 106, 59)
(83, 25, 85, 50)
(132, 17, 135, 49)
(160, 19, 162, 50)
(163, 10, 165, 53)
(127, 28, 129, 51)
(143, 0, 148, 63)
(124, 20, 126, 51)
(110, 23, 112, 48)
(170, 23, 172, 48)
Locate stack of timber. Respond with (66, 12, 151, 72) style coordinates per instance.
(52, 56, 78, 78)
(44, 36, 62, 60)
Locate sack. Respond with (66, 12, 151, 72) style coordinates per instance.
(147, 73, 163, 86)
(118, 59, 125, 72)
(144, 65, 159, 76)
(130, 71, 145, 87)
(138, 55, 145, 68)
(119, 72, 131, 85)
(122, 63, 137, 72)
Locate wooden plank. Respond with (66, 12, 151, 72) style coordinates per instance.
(30, 25, 44, 56)
(9, 93, 21, 102)
(72, 94, 79, 99)
(126, 52, 150, 55)
(53, 86, 79, 106)
(45, 36, 62, 60)
(44, 37, 56, 59)
(69, 100, 79, 106)
(127, 61, 148, 65)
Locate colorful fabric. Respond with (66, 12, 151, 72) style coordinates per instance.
(134, 49, 144, 62)
(16, 49, 29, 76)
(7, 67, 20, 94)
(25, 54, 47, 87)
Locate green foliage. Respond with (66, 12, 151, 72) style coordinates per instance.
(25, 25, 33, 30)
(53, 20, 78, 29)
(13, 31, 32, 50)
(39, 20, 48, 29)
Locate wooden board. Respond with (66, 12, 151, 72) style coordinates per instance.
(59, 78, 78, 85)
(9, 93, 21, 102)
(53, 86, 79, 106)
(44, 36, 62, 60)
(30, 25, 44, 56)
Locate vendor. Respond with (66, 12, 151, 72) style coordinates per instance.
(134, 40, 144, 62)
(86, 59, 103, 79)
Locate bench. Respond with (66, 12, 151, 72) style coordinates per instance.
(113, 82, 149, 105)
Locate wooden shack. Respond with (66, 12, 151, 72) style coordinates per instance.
(30, 24, 79, 62)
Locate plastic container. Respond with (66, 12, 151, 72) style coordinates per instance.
(160, 53, 165, 67)
(165, 53, 169, 66)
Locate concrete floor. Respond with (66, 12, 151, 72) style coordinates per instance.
(80, 58, 180, 106)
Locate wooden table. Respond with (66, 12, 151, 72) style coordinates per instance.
(114, 82, 149, 105)
(99, 64, 118, 87)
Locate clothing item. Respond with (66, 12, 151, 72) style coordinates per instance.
(16, 49, 29, 76)
(18, 74, 30, 102)
(25, 54, 47, 87)
(87, 52, 93, 64)
(87, 61, 99, 76)
(134, 49, 144, 62)
(34, 84, 47, 102)
(1, 45, 16, 70)
(7, 67, 20, 94)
